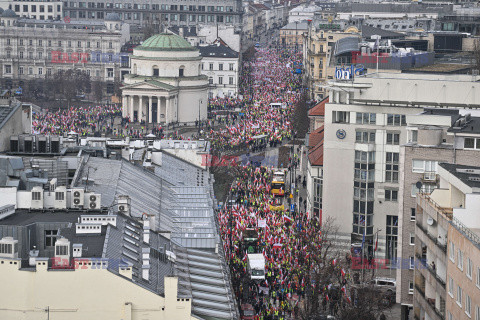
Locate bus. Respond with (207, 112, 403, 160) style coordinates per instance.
(271, 171, 286, 197)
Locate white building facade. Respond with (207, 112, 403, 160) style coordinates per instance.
(199, 43, 239, 99)
(322, 73, 480, 261)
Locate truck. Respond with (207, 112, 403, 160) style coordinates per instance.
(247, 253, 265, 280)
(271, 171, 286, 197)
(240, 304, 255, 320)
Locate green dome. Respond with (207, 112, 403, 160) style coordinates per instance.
(137, 34, 197, 52)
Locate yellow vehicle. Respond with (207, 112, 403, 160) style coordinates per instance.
(271, 171, 286, 197)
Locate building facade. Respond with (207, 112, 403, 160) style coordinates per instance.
(199, 42, 239, 99)
(414, 163, 480, 320)
(322, 73, 480, 262)
(280, 21, 308, 49)
(60, 0, 243, 28)
(122, 33, 208, 125)
(0, 11, 130, 91)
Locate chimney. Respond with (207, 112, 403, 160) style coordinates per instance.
(179, 27, 184, 38)
(119, 261, 133, 279)
(142, 264, 150, 281)
(143, 224, 150, 244)
(29, 246, 39, 266)
(72, 243, 83, 258)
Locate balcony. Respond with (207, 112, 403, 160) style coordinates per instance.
(415, 252, 446, 289)
(415, 220, 447, 253)
(414, 284, 444, 320)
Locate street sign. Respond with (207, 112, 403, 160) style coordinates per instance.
(290, 204, 295, 212)
(64, 16, 71, 23)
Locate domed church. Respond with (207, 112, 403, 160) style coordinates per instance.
(122, 33, 208, 125)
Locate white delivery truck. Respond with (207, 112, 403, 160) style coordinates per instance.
(247, 253, 265, 280)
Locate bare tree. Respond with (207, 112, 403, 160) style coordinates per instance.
(473, 39, 480, 73)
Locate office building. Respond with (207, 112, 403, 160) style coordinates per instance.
(322, 73, 480, 261)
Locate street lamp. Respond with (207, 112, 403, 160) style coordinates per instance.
(371, 35, 381, 74)
(198, 99, 202, 134)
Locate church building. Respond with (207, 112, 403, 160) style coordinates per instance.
(122, 34, 208, 125)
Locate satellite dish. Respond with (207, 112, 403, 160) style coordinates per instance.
(416, 181, 423, 190)
(427, 217, 434, 226)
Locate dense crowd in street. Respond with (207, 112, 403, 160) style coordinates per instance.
(202, 48, 303, 153)
(219, 166, 350, 319)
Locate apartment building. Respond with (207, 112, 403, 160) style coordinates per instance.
(322, 73, 480, 262)
(279, 21, 308, 49)
(397, 111, 479, 320)
(0, 11, 130, 91)
(414, 163, 480, 320)
(199, 42, 239, 99)
(7, 0, 62, 20)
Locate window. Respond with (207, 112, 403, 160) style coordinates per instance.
(449, 277, 454, 297)
(153, 68, 159, 76)
(450, 241, 455, 262)
(208, 77, 213, 85)
(38, 51, 43, 59)
(4, 65, 11, 74)
(410, 208, 416, 221)
(387, 114, 406, 126)
(179, 68, 184, 77)
(229, 77, 234, 85)
(467, 294, 472, 317)
(385, 152, 399, 183)
(107, 68, 113, 78)
(458, 285, 463, 306)
(332, 111, 349, 123)
(229, 63, 234, 71)
(45, 230, 58, 247)
(219, 63, 223, 71)
(6, 51, 10, 59)
(386, 132, 400, 145)
(218, 77, 223, 85)
(356, 112, 376, 124)
(19, 67, 24, 75)
(355, 130, 375, 143)
(459, 249, 464, 270)
(19, 51, 24, 59)
(28, 67, 33, 75)
(477, 267, 480, 288)
(55, 192, 64, 201)
(386, 215, 398, 260)
(409, 256, 414, 269)
(385, 189, 398, 201)
(412, 160, 437, 173)
(38, 67, 43, 75)
(409, 233, 415, 245)
(409, 281, 414, 294)
(209, 63, 213, 71)
(32, 191, 41, 200)
(464, 138, 480, 149)
(467, 258, 473, 279)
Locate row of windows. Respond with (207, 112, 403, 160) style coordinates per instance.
(203, 63, 235, 71)
(6, 39, 109, 49)
(13, 4, 59, 12)
(4, 65, 112, 78)
(65, 10, 234, 22)
(333, 111, 406, 126)
(208, 77, 235, 85)
(67, 2, 234, 12)
(354, 131, 400, 145)
(464, 138, 480, 150)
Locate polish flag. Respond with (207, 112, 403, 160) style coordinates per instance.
(341, 286, 346, 295)
(243, 251, 248, 262)
(332, 258, 337, 266)
(341, 268, 346, 278)
(283, 215, 293, 223)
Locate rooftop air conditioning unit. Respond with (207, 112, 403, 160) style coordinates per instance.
(87, 193, 101, 210)
(71, 189, 85, 208)
(54, 186, 67, 209)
